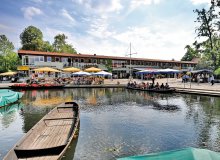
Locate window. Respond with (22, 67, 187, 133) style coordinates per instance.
(39, 56, 44, 62)
(55, 57, 60, 62)
(61, 57, 68, 62)
(23, 56, 29, 65)
(47, 57, 52, 62)
(34, 56, 39, 62)
(29, 57, 34, 65)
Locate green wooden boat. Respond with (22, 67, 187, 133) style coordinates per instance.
(0, 89, 23, 107)
(117, 147, 220, 160)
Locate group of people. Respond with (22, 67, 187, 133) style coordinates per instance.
(29, 73, 105, 86)
(182, 73, 215, 86)
(127, 81, 170, 90)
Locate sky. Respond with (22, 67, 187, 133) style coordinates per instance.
(0, 0, 210, 60)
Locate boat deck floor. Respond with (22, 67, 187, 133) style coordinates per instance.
(18, 110, 75, 150)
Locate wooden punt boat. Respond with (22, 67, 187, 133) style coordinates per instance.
(10, 84, 65, 90)
(142, 88, 175, 93)
(4, 101, 80, 160)
(127, 87, 175, 93)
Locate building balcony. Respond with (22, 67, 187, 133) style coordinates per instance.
(34, 61, 64, 69)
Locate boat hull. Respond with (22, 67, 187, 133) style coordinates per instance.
(0, 90, 23, 107)
(10, 85, 65, 90)
(127, 87, 175, 93)
(117, 147, 220, 160)
(4, 101, 80, 160)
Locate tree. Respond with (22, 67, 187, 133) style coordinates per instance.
(0, 35, 14, 55)
(181, 44, 200, 61)
(194, 2, 218, 68)
(20, 26, 43, 51)
(53, 34, 77, 54)
(42, 41, 54, 52)
(0, 35, 20, 72)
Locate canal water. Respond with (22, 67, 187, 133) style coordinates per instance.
(0, 88, 220, 160)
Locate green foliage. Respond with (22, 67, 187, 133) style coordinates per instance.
(195, 56, 214, 70)
(0, 35, 14, 55)
(20, 26, 77, 54)
(20, 26, 43, 51)
(193, 2, 220, 69)
(214, 67, 220, 75)
(53, 34, 77, 54)
(181, 45, 200, 61)
(0, 35, 20, 72)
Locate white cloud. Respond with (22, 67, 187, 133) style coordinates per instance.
(130, 0, 161, 10)
(31, 0, 42, 3)
(43, 15, 197, 60)
(43, 27, 73, 43)
(190, 0, 210, 5)
(0, 24, 11, 30)
(111, 19, 196, 60)
(60, 9, 76, 24)
(87, 16, 114, 39)
(21, 7, 43, 20)
(75, 0, 123, 13)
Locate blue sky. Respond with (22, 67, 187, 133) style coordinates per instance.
(0, 0, 210, 60)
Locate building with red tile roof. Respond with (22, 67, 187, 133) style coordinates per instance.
(18, 50, 197, 78)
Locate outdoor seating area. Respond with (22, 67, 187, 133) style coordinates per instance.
(1, 67, 112, 88)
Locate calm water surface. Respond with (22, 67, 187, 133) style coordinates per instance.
(0, 88, 220, 160)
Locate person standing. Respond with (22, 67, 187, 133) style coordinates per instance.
(197, 74, 200, 85)
(151, 74, 155, 84)
(210, 75, 214, 86)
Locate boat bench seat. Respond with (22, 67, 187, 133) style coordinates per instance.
(14, 144, 66, 158)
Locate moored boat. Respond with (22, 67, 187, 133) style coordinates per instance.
(10, 83, 65, 90)
(117, 147, 220, 160)
(4, 101, 80, 160)
(143, 88, 175, 93)
(0, 89, 23, 107)
(127, 87, 175, 93)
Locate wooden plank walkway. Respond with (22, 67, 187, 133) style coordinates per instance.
(175, 88, 220, 97)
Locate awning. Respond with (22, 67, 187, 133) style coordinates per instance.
(17, 66, 30, 71)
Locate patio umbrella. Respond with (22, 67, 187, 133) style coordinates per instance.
(136, 68, 160, 74)
(33, 67, 61, 72)
(62, 67, 80, 72)
(157, 68, 180, 83)
(84, 67, 101, 72)
(158, 68, 180, 74)
(0, 71, 17, 76)
(72, 71, 91, 76)
(93, 71, 112, 76)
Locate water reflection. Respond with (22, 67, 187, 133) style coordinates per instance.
(0, 88, 220, 160)
(182, 94, 220, 151)
(0, 103, 23, 128)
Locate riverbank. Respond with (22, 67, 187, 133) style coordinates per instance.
(1, 78, 220, 96)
